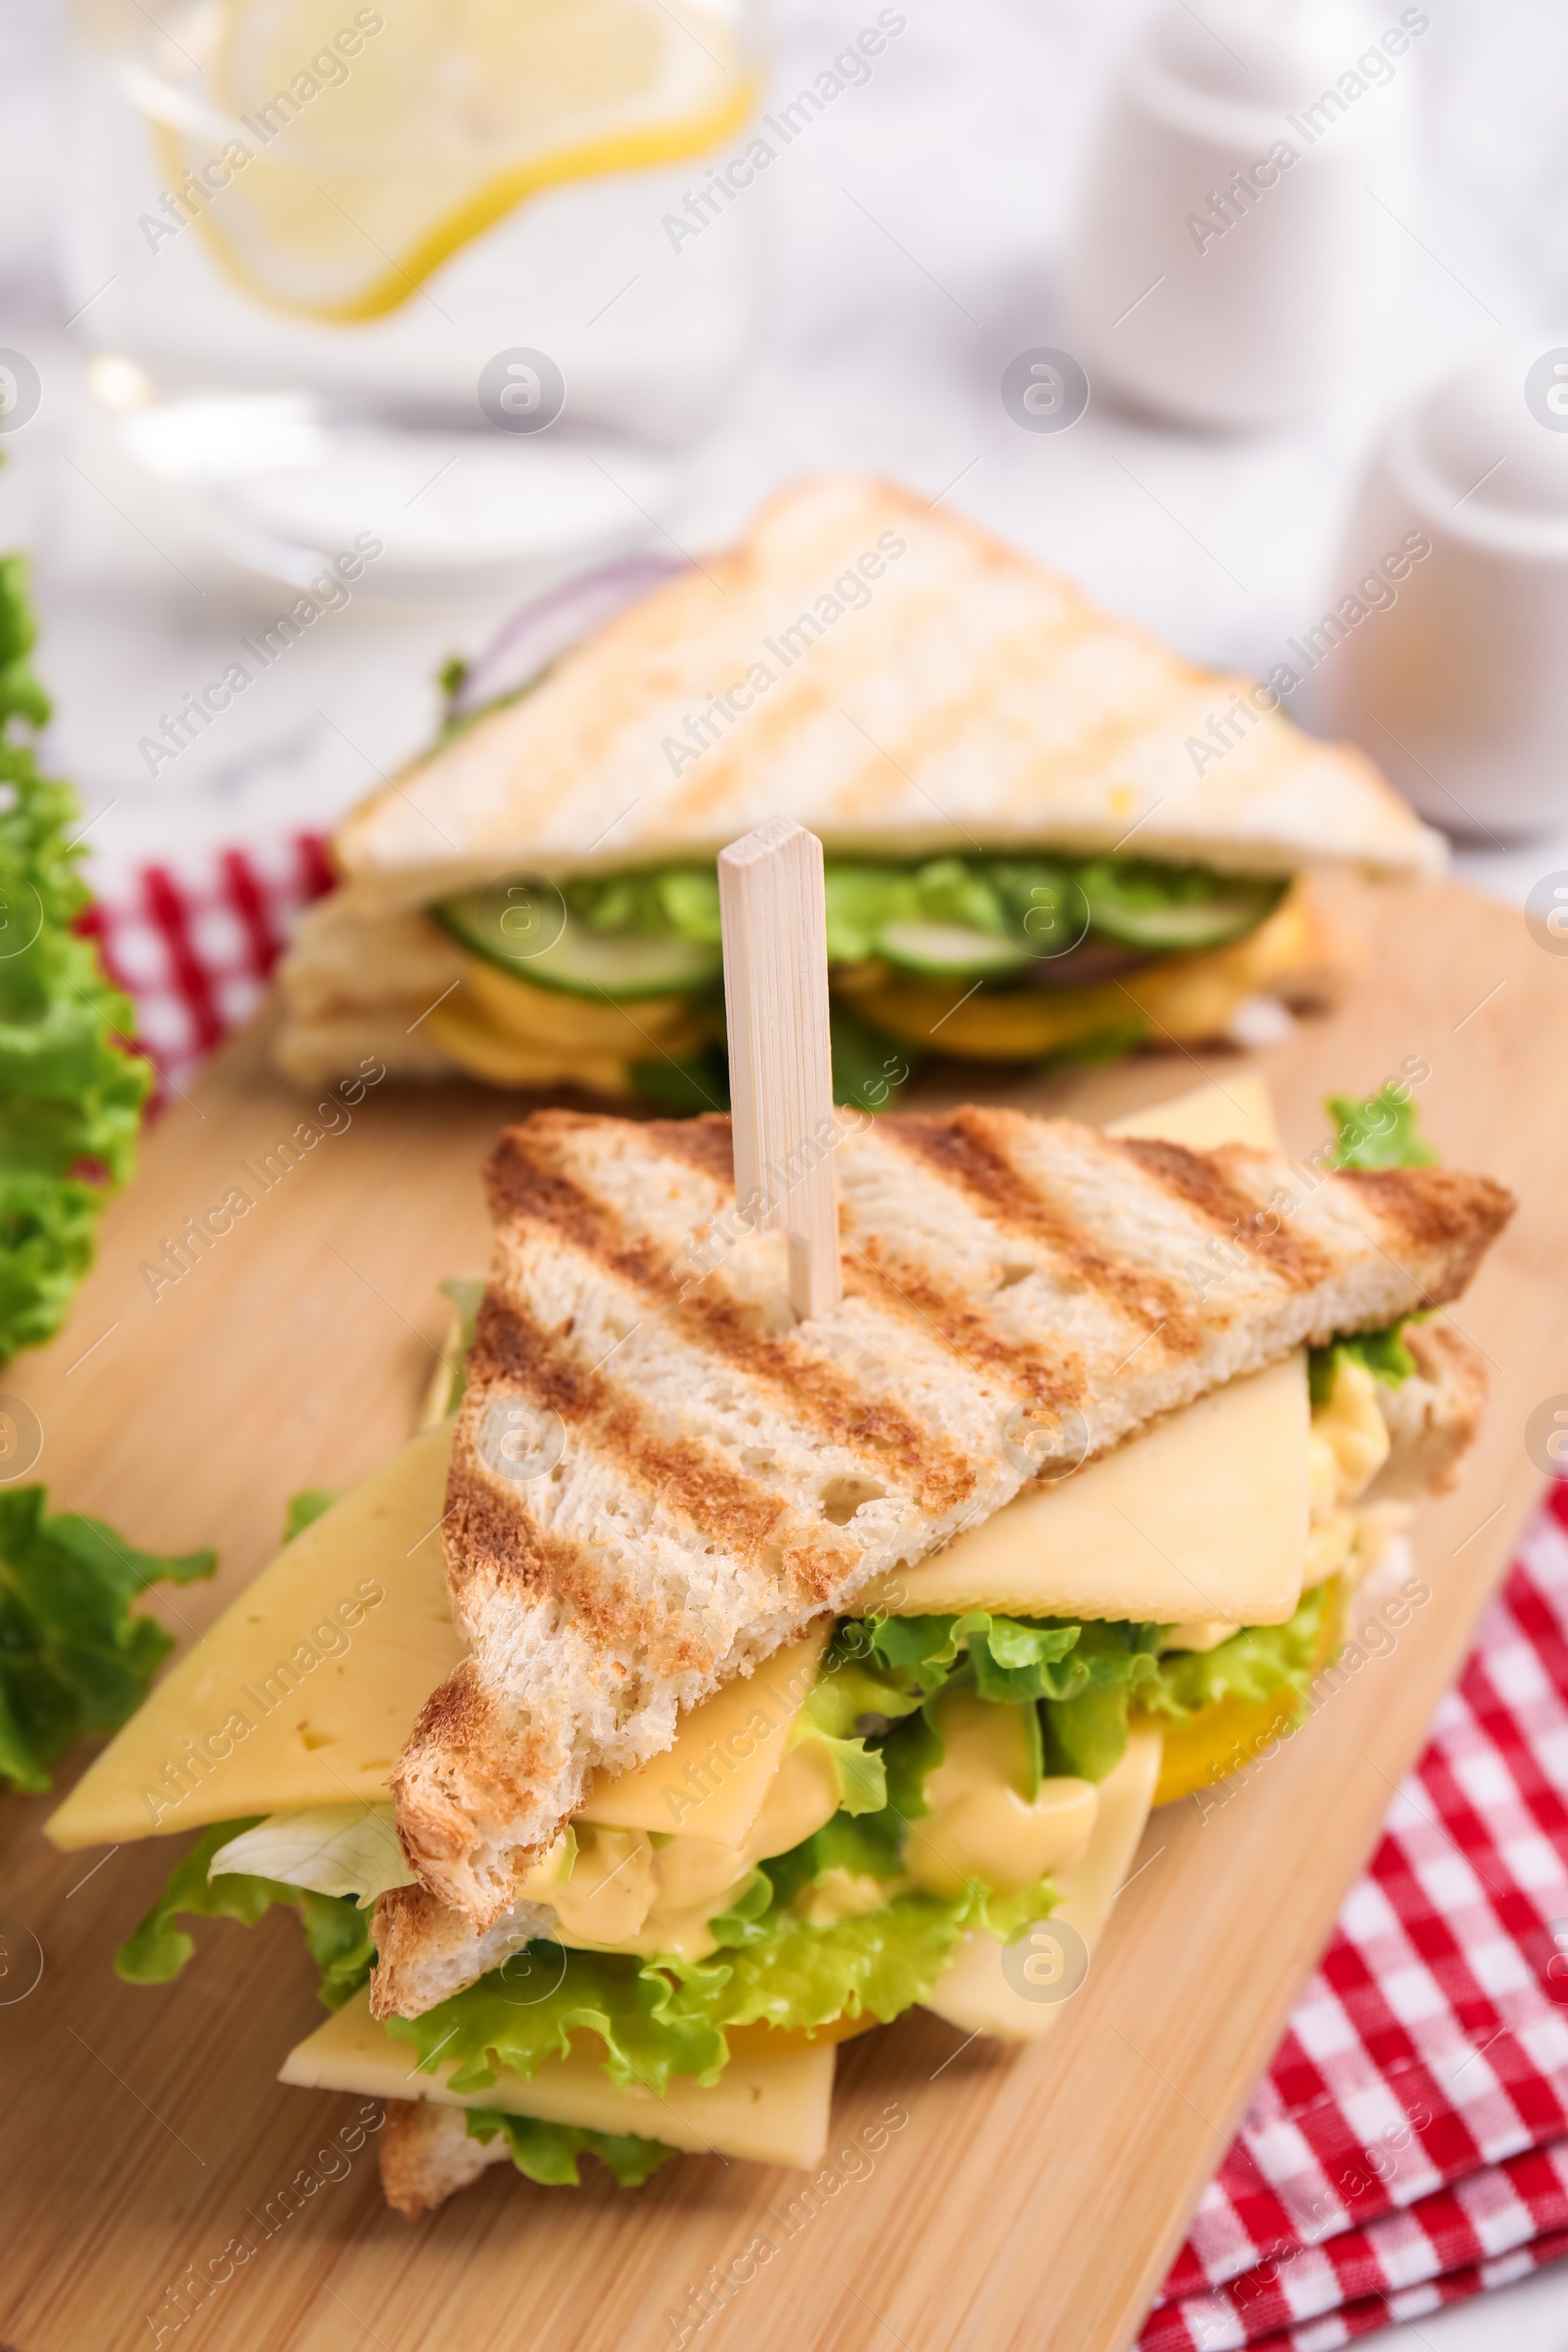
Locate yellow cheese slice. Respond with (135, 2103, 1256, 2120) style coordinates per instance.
(862, 1353, 1308, 1627)
(424, 988, 633, 1094)
(46, 1422, 823, 1855)
(920, 1726, 1162, 2040)
(1108, 1068, 1280, 1152)
(848, 898, 1312, 1061)
(46, 1423, 466, 1851)
(280, 1987, 834, 2171)
(858, 1073, 1308, 1627)
(576, 1623, 830, 1844)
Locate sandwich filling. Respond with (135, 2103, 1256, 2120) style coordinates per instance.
(422, 853, 1339, 1107)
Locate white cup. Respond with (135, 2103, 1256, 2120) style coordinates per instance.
(1065, 0, 1421, 431)
(1317, 338, 1568, 839)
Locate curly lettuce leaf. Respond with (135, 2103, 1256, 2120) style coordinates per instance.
(1140, 1579, 1336, 1727)
(858, 1610, 1164, 1782)
(115, 1818, 375, 2008)
(863, 1611, 1084, 1700)
(385, 1942, 733, 2094)
(0, 550, 154, 1359)
(696, 1886, 1004, 2034)
(464, 2106, 676, 2188)
(389, 1867, 1039, 2099)
(0, 1489, 216, 1792)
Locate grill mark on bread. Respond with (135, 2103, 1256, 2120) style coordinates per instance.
(445, 1466, 713, 1685)
(886, 1107, 1201, 1352)
(468, 1291, 855, 1606)
(484, 1124, 979, 1511)
(520, 1113, 1083, 1430)
(644, 1113, 736, 1189)
(836, 1209, 1090, 1411)
(1341, 1168, 1515, 1291)
(1113, 1135, 1333, 1292)
(392, 1661, 522, 1864)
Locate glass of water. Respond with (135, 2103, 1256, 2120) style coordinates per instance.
(60, 0, 764, 593)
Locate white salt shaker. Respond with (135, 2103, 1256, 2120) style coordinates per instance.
(1065, 0, 1423, 430)
(1317, 338, 1568, 838)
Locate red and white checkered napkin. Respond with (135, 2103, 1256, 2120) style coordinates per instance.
(79, 843, 1568, 2346)
(81, 834, 331, 1097)
(1145, 1483, 1568, 2350)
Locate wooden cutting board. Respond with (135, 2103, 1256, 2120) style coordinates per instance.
(3, 877, 1565, 2352)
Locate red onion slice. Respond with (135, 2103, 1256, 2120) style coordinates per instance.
(446, 553, 689, 723)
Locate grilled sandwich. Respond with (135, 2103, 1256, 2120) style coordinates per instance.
(273, 475, 1444, 1108)
(46, 1080, 1509, 2218)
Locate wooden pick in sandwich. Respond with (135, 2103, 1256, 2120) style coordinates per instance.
(717, 817, 843, 1321)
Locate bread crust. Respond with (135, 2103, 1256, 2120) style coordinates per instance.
(1371, 1320, 1490, 1500)
(379, 2098, 507, 2218)
(328, 475, 1445, 906)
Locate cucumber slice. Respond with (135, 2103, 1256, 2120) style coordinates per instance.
(433, 887, 722, 1002)
(874, 921, 1031, 979)
(1077, 865, 1287, 952)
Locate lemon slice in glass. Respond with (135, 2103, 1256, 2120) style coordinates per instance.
(156, 0, 754, 322)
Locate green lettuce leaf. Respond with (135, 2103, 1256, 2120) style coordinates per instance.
(464, 2106, 676, 2188)
(388, 1869, 1038, 2099)
(1141, 1579, 1335, 1726)
(1309, 1084, 1437, 1400)
(0, 550, 154, 1359)
(827, 1002, 916, 1113)
(385, 1941, 734, 2093)
(695, 1885, 1007, 2033)
(798, 1728, 886, 1815)
(207, 1801, 416, 1907)
(1327, 1085, 1438, 1172)
(863, 1611, 1085, 1700)
(115, 1818, 375, 2008)
(0, 1489, 217, 1792)
(626, 1044, 730, 1117)
(282, 1487, 337, 1543)
(857, 1610, 1164, 1783)
(1308, 1323, 1418, 1405)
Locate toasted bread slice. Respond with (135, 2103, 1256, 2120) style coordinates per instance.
(380, 2098, 504, 2219)
(386, 1106, 1511, 1940)
(274, 474, 1441, 1084)
(330, 476, 1443, 906)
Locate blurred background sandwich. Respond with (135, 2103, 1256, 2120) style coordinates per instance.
(274, 477, 1444, 1112)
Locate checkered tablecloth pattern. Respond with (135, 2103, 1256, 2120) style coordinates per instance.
(1145, 1486, 1568, 2349)
(80, 842, 1568, 2349)
(80, 833, 331, 1097)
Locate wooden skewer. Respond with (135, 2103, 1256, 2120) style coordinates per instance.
(717, 817, 843, 1321)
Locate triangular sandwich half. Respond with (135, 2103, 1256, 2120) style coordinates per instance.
(392, 1093, 1506, 1929)
(47, 1081, 1506, 2217)
(274, 475, 1444, 1103)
